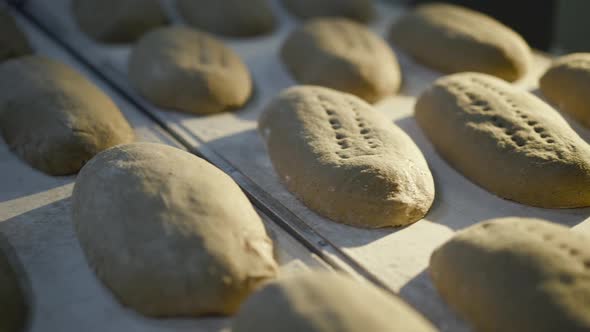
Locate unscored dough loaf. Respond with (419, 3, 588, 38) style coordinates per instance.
(128, 27, 252, 115)
(233, 272, 437, 332)
(281, 18, 401, 103)
(540, 53, 590, 128)
(0, 243, 28, 332)
(389, 3, 531, 82)
(72, 143, 278, 317)
(0, 8, 32, 62)
(0, 56, 134, 176)
(177, 0, 276, 37)
(72, 0, 168, 43)
(430, 217, 590, 332)
(259, 86, 434, 228)
(415, 72, 590, 208)
(281, 0, 374, 23)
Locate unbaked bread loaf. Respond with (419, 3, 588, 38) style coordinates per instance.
(0, 243, 28, 332)
(0, 56, 134, 175)
(281, 18, 401, 103)
(0, 8, 32, 62)
(128, 27, 252, 115)
(177, 0, 276, 37)
(430, 217, 590, 332)
(540, 53, 590, 128)
(72, 143, 278, 317)
(259, 86, 435, 228)
(72, 0, 168, 43)
(281, 0, 374, 23)
(390, 3, 531, 82)
(415, 72, 590, 208)
(233, 272, 437, 332)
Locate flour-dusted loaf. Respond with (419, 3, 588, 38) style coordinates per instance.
(128, 27, 252, 115)
(430, 217, 590, 332)
(281, 18, 401, 103)
(281, 0, 374, 23)
(0, 243, 28, 332)
(233, 272, 437, 332)
(0, 56, 134, 175)
(0, 8, 32, 62)
(260, 86, 434, 228)
(72, 0, 168, 43)
(72, 143, 278, 317)
(390, 3, 531, 82)
(540, 53, 590, 128)
(415, 72, 590, 208)
(177, 0, 276, 37)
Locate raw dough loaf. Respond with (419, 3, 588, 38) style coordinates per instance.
(430, 217, 590, 332)
(0, 56, 134, 176)
(259, 86, 434, 228)
(0, 8, 32, 62)
(540, 53, 590, 128)
(281, 18, 401, 103)
(281, 0, 374, 23)
(72, 143, 278, 317)
(0, 244, 28, 332)
(72, 0, 168, 43)
(390, 3, 531, 82)
(128, 27, 252, 115)
(177, 0, 276, 37)
(233, 272, 436, 332)
(415, 72, 590, 208)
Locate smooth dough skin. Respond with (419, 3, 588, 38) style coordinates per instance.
(0, 9, 32, 62)
(430, 217, 590, 332)
(281, 18, 401, 103)
(0, 56, 134, 176)
(72, 143, 278, 317)
(72, 0, 168, 43)
(0, 245, 28, 332)
(259, 86, 435, 228)
(390, 3, 531, 82)
(281, 0, 374, 23)
(233, 272, 437, 332)
(415, 72, 590, 208)
(540, 53, 590, 128)
(176, 0, 276, 37)
(128, 27, 252, 115)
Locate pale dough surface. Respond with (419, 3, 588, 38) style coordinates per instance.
(416, 72, 590, 208)
(259, 86, 435, 228)
(0, 56, 134, 175)
(281, 18, 401, 103)
(72, 143, 278, 317)
(128, 27, 252, 115)
(233, 272, 437, 332)
(430, 217, 590, 332)
(390, 3, 531, 82)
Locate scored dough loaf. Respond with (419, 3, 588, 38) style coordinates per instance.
(0, 8, 32, 62)
(128, 27, 252, 115)
(177, 0, 276, 37)
(0, 243, 28, 332)
(281, 18, 401, 103)
(72, 143, 278, 317)
(233, 272, 437, 332)
(281, 0, 374, 23)
(540, 53, 590, 128)
(390, 3, 531, 82)
(72, 0, 168, 43)
(259, 86, 435, 228)
(430, 217, 590, 332)
(415, 72, 590, 208)
(0, 56, 134, 175)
